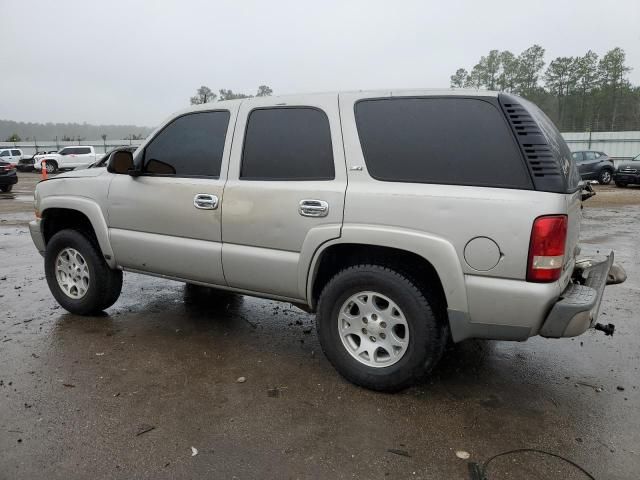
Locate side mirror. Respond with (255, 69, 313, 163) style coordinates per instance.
(109, 151, 139, 176)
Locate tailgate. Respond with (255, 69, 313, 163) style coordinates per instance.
(563, 189, 582, 287)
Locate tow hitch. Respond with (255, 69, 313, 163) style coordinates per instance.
(594, 323, 615, 336)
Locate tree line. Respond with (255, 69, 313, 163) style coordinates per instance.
(450, 46, 639, 132)
(190, 85, 273, 105)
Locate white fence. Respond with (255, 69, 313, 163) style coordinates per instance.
(0, 139, 145, 156)
(562, 131, 640, 161)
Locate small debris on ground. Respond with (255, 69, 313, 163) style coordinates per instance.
(267, 387, 280, 398)
(136, 424, 155, 436)
(236, 376, 246, 383)
(617, 386, 625, 391)
(62, 383, 75, 388)
(456, 450, 470, 460)
(388, 449, 411, 457)
(191, 446, 198, 457)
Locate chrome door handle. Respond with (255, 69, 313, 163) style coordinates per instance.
(194, 193, 218, 210)
(299, 199, 329, 217)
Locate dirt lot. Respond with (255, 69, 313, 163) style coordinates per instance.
(1, 173, 639, 479)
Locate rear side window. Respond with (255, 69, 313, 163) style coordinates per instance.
(144, 111, 230, 177)
(75, 147, 91, 154)
(241, 108, 334, 180)
(11, 150, 21, 155)
(584, 151, 597, 160)
(354, 98, 532, 189)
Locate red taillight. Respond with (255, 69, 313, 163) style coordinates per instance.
(527, 215, 568, 283)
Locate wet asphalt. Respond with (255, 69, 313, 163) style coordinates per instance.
(0, 175, 639, 479)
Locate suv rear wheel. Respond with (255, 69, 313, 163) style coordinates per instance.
(598, 169, 613, 185)
(45, 229, 122, 315)
(0, 185, 12, 193)
(316, 265, 447, 391)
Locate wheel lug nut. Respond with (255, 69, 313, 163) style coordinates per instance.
(370, 336, 376, 342)
(362, 328, 367, 334)
(362, 318, 368, 324)
(371, 314, 377, 320)
(380, 322, 387, 328)
(380, 333, 386, 339)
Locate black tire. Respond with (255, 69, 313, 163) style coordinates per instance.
(316, 265, 447, 392)
(615, 181, 627, 188)
(0, 185, 12, 193)
(598, 169, 613, 185)
(45, 229, 122, 315)
(44, 161, 57, 173)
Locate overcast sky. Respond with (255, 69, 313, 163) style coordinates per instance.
(1, 0, 639, 126)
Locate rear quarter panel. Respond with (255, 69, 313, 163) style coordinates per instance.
(337, 91, 572, 335)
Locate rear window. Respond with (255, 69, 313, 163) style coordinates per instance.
(354, 97, 532, 189)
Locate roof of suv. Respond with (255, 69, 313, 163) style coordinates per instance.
(183, 88, 500, 113)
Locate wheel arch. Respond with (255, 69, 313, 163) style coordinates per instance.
(40, 197, 115, 268)
(305, 225, 468, 316)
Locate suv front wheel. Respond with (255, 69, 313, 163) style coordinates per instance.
(45, 229, 122, 315)
(316, 265, 447, 391)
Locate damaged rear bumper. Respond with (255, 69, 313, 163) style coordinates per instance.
(539, 252, 623, 338)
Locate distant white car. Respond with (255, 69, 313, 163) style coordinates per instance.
(34, 146, 103, 173)
(0, 148, 25, 166)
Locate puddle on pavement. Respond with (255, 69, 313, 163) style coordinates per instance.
(0, 194, 33, 202)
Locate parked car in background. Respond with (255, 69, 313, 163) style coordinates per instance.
(17, 151, 55, 172)
(34, 146, 103, 173)
(571, 150, 614, 184)
(29, 90, 625, 391)
(0, 148, 25, 167)
(613, 153, 640, 187)
(0, 160, 18, 192)
(86, 146, 137, 169)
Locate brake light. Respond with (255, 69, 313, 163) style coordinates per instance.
(527, 215, 568, 282)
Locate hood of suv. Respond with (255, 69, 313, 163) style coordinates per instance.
(49, 168, 106, 180)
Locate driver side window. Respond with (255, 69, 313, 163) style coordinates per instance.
(143, 110, 230, 177)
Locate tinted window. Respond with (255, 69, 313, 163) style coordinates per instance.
(571, 152, 583, 162)
(241, 108, 334, 180)
(584, 151, 597, 160)
(0, 151, 9, 157)
(143, 111, 229, 177)
(59, 148, 71, 156)
(355, 98, 532, 188)
(75, 147, 91, 154)
(11, 150, 21, 155)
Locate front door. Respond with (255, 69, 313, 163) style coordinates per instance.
(221, 95, 347, 300)
(107, 107, 238, 285)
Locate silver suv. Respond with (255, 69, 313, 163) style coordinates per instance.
(29, 90, 624, 391)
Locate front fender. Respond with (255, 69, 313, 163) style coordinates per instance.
(304, 224, 468, 313)
(40, 196, 115, 268)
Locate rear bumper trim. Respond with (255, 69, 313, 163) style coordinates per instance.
(539, 252, 614, 338)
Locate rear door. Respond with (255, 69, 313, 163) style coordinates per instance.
(572, 152, 587, 176)
(107, 107, 238, 284)
(11, 150, 22, 165)
(582, 151, 600, 178)
(221, 95, 347, 300)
